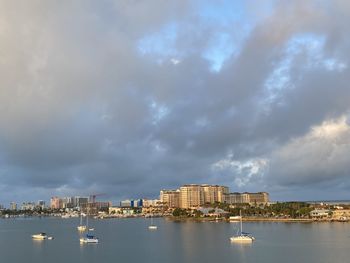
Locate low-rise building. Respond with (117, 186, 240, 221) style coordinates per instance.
(331, 209, 350, 220)
(21, 202, 36, 211)
(310, 209, 331, 218)
(224, 192, 269, 205)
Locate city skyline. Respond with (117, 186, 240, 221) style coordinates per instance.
(1, 1, 350, 204)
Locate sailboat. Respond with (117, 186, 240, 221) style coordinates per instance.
(230, 210, 255, 243)
(148, 214, 158, 230)
(77, 212, 87, 231)
(80, 206, 99, 243)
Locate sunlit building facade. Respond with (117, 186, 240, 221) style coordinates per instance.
(160, 190, 180, 208)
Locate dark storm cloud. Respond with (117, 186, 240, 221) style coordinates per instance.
(1, 0, 350, 204)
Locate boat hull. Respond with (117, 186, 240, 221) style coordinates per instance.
(80, 238, 99, 243)
(77, 226, 87, 231)
(32, 234, 47, 240)
(230, 236, 254, 242)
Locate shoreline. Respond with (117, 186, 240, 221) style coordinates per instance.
(165, 216, 348, 223)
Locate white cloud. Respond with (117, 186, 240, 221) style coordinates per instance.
(268, 115, 350, 185)
(212, 153, 269, 188)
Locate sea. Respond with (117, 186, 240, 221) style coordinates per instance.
(1, 217, 350, 263)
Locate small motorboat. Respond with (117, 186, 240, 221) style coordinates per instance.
(32, 233, 48, 240)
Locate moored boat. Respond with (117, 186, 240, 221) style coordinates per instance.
(32, 233, 48, 240)
(80, 234, 99, 243)
(230, 211, 255, 243)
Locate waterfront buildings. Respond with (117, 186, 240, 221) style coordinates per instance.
(160, 184, 230, 209)
(160, 185, 269, 208)
(142, 199, 161, 207)
(202, 184, 229, 204)
(224, 192, 269, 205)
(160, 190, 180, 208)
(310, 209, 331, 218)
(50, 197, 60, 209)
(20, 202, 36, 211)
(50, 196, 88, 209)
(331, 209, 350, 220)
(179, 184, 204, 208)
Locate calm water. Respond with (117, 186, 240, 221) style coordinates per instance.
(1, 217, 350, 263)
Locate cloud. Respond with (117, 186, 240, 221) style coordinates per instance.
(1, 0, 350, 204)
(268, 115, 350, 186)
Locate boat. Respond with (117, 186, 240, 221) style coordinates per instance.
(148, 214, 158, 230)
(61, 214, 70, 219)
(32, 233, 47, 240)
(230, 211, 255, 243)
(80, 234, 99, 243)
(77, 213, 87, 231)
(80, 206, 98, 243)
(32, 232, 52, 240)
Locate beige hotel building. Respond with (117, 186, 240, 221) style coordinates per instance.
(161, 184, 229, 209)
(161, 184, 269, 209)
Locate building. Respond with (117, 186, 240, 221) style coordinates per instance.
(202, 185, 229, 204)
(224, 192, 269, 205)
(310, 209, 331, 218)
(143, 199, 161, 208)
(10, 202, 17, 211)
(225, 192, 243, 204)
(178, 184, 231, 209)
(179, 184, 204, 209)
(331, 209, 350, 220)
(132, 199, 143, 208)
(246, 192, 269, 204)
(72, 196, 88, 208)
(120, 200, 132, 207)
(50, 197, 60, 209)
(37, 200, 46, 209)
(160, 190, 180, 208)
(21, 202, 35, 211)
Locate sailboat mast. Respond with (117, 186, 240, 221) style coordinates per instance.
(240, 210, 243, 234)
(87, 204, 89, 229)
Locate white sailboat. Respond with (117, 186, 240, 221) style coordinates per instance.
(80, 206, 98, 243)
(77, 212, 87, 231)
(148, 214, 158, 230)
(230, 210, 255, 243)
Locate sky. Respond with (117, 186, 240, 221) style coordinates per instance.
(1, 0, 350, 205)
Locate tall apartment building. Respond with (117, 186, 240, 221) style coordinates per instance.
(202, 185, 229, 204)
(50, 197, 60, 209)
(178, 184, 229, 209)
(71, 196, 88, 208)
(160, 190, 180, 208)
(160, 185, 269, 208)
(179, 184, 204, 209)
